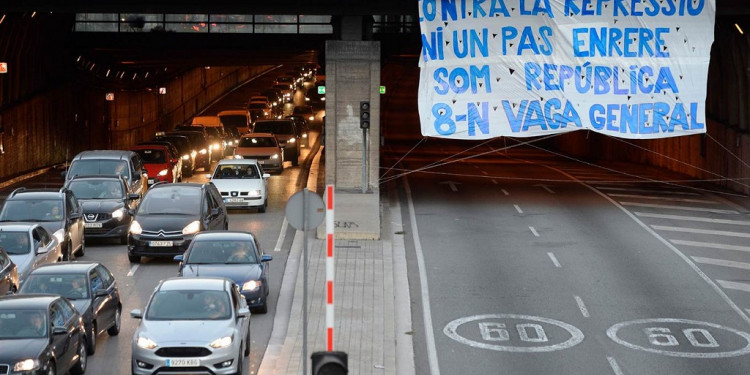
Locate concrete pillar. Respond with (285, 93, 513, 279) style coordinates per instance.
(324, 40, 380, 193)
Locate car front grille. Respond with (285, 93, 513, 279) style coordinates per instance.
(0, 364, 8, 375)
(241, 155, 270, 160)
(85, 213, 112, 221)
(155, 347, 212, 357)
(140, 229, 183, 237)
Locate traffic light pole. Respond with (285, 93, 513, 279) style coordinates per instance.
(362, 127, 367, 194)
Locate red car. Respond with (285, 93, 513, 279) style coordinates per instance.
(130, 144, 182, 186)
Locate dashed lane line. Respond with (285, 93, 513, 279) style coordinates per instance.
(671, 239, 750, 252)
(652, 225, 750, 238)
(608, 193, 718, 204)
(574, 296, 590, 318)
(274, 218, 289, 252)
(692, 256, 750, 271)
(717, 280, 750, 293)
(636, 212, 750, 226)
(127, 264, 139, 277)
(607, 357, 625, 375)
(514, 204, 523, 214)
(547, 252, 561, 268)
(529, 227, 539, 237)
(620, 202, 739, 214)
(594, 186, 702, 195)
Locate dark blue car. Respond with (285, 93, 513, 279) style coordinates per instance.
(175, 231, 272, 313)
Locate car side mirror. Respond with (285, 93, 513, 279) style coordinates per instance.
(173, 254, 183, 262)
(261, 254, 273, 262)
(210, 207, 220, 217)
(95, 289, 108, 297)
(69, 212, 81, 219)
(262, 173, 270, 179)
(130, 309, 143, 319)
(128, 194, 140, 201)
(127, 209, 135, 216)
(205, 174, 212, 179)
(35, 246, 49, 254)
(238, 307, 250, 318)
(52, 326, 67, 335)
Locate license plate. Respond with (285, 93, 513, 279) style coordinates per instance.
(148, 178, 157, 184)
(84, 223, 103, 228)
(258, 160, 265, 164)
(166, 358, 199, 367)
(225, 198, 244, 203)
(149, 241, 173, 247)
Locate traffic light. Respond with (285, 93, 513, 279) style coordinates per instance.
(311, 351, 348, 375)
(359, 101, 370, 129)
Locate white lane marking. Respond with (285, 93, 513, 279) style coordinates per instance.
(481, 171, 488, 175)
(636, 212, 750, 226)
(671, 239, 750, 253)
(501, 189, 509, 196)
(127, 264, 139, 277)
(608, 193, 717, 204)
(574, 296, 590, 318)
(404, 178, 441, 375)
(273, 218, 289, 252)
(535, 184, 555, 194)
(607, 357, 624, 375)
(717, 280, 750, 293)
(595, 186, 701, 195)
(491, 179, 498, 185)
(692, 256, 750, 270)
(620, 201, 739, 214)
(514, 205, 523, 214)
(529, 227, 540, 237)
(652, 225, 750, 238)
(547, 252, 561, 268)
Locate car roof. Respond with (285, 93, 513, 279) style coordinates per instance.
(31, 262, 99, 274)
(0, 223, 36, 231)
(216, 159, 260, 166)
(68, 174, 124, 181)
(0, 294, 58, 308)
(6, 189, 63, 200)
(132, 144, 170, 151)
(192, 231, 256, 242)
(71, 150, 135, 161)
(150, 182, 204, 190)
(158, 277, 230, 292)
(242, 132, 276, 138)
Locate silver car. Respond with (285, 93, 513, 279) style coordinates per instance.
(0, 223, 62, 283)
(130, 277, 251, 375)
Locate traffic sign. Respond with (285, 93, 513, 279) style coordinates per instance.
(318, 86, 326, 95)
(0, 63, 7, 74)
(380, 85, 386, 94)
(285, 189, 325, 230)
(105, 93, 115, 101)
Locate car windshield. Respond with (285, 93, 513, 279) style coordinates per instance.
(22, 274, 90, 300)
(0, 309, 48, 339)
(135, 149, 167, 163)
(138, 187, 201, 215)
(248, 103, 268, 110)
(238, 137, 276, 148)
(146, 290, 230, 320)
(0, 231, 31, 255)
(68, 180, 123, 200)
(69, 160, 130, 179)
(213, 165, 260, 180)
(0, 200, 63, 222)
(253, 121, 293, 134)
(187, 240, 258, 264)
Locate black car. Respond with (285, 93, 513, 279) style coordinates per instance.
(127, 183, 229, 263)
(64, 175, 140, 244)
(0, 188, 85, 261)
(175, 231, 273, 313)
(0, 247, 19, 295)
(252, 119, 300, 166)
(19, 262, 121, 355)
(152, 133, 196, 177)
(0, 294, 87, 375)
(169, 130, 212, 171)
(285, 115, 310, 147)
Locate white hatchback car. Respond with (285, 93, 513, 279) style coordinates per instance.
(209, 159, 270, 212)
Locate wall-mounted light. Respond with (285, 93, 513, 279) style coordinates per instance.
(0, 14, 6, 25)
(158, 87, 167, 95)
(105, 69, 110, 77)
(736, 24, 744, 35)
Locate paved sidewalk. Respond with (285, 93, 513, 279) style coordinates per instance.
(258, 148, 415, 374)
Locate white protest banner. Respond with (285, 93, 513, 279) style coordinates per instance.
(418, 0, 716, 139)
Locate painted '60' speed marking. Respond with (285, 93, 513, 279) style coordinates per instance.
(443, 314, 584, 352)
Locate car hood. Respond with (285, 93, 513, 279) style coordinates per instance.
(0, 337, 46, 362)
(134, 215, 199, 232)
(8, 254, 33, 279)
(181, 264, 262, 284)
(70, 299, 93, 315)
(137, 319, 235, 346)
(39, 221, 63, 235)
(234, 146, 279, 157)
(80, 199, 125, 213)
(211, 179, 264, 192)
(144, 164, 170, 174)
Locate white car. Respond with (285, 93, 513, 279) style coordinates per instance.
(0, 223, 62, 283)
(209, 159, 270, 212)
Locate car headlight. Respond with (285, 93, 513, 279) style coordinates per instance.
(308, 116, 314, 121)
(191, 151, 198, 158)
(271, 154, 279, 160)
(182, 221, 201, 235)
(182, 154, 190, 160)
(13, 359, 40, 372)
(53, 229, 65, 243)
(242, 280, 261, 291)
(302, 133, 308, 138)
(112, 208, 126, 220)
(137, 336, 158, 349)
(209, 335, 233, 349)
(129, 220, 142, 235)
(199, 149, 207, 155)
(249, 190, 262, 197)
(212, 143, 221, 150)
(234, 154, 243, 159)
(158, 169, 169, 176)
(288, 137, 296, 143)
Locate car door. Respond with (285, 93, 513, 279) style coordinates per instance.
(65, 192, 84, 254)
(32, 227, 55, 266)
(208, 187, 227, 230)
(0, 251, 14, 294)
(50, 300, 76, 372)
(37, 227, 61, 262)
(91, 265, 118, 330)
(203, 189, 221, 231)
(232, 284, 250, 338)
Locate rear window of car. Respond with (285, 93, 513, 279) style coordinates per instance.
(253, 121, 293, 135)
(135, 149, 167, 163)
(238, 136, 277, 147)
(69, 160, 129, 179)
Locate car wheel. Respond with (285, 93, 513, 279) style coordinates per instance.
(63, 240, 74, 261)
(120, 233, 128, 245)
(77, 237, 85, 257)
(184, 167, 194, 177)
(291, 150, 299, 166)
(244, 329, 251, 356)
(108, 307, 121, 336)
(233, 349, 243, 375)
(87, 323, 97, 355)
(70, 337, 87, 375)
(256, 299, 268, 314)
(259, 200, 267, 213)
(128, 255, 141, 263)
